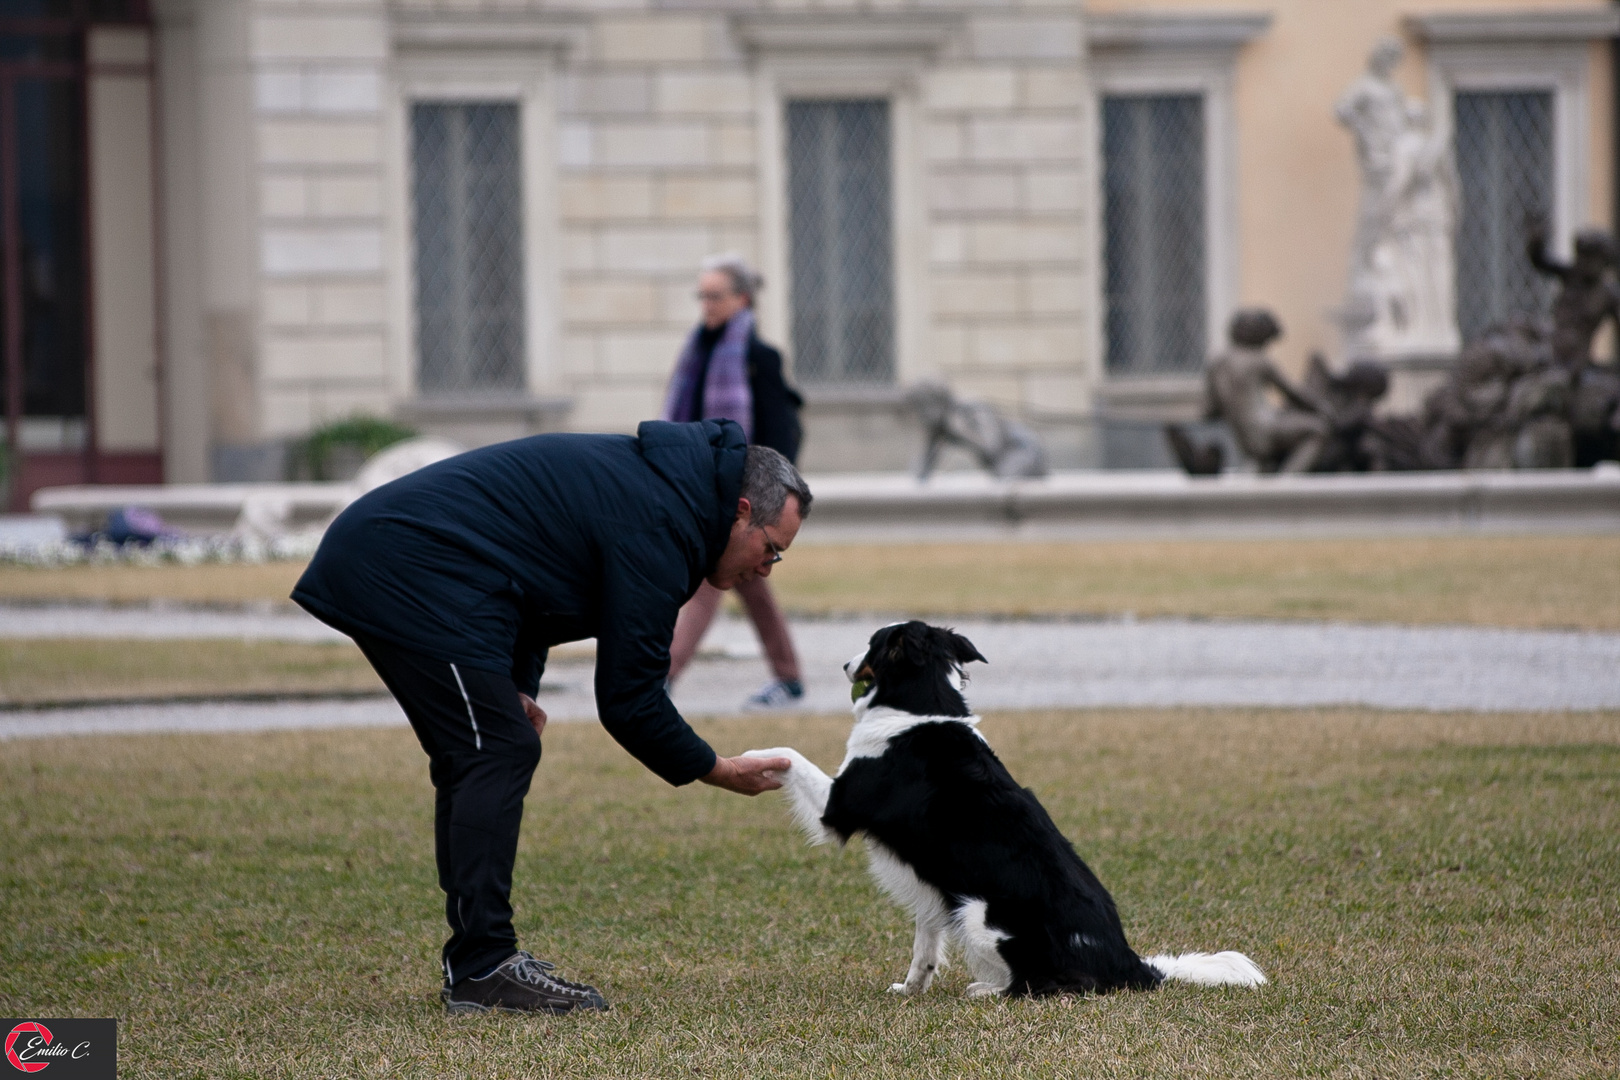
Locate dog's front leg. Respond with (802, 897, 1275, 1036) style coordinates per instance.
(889, 918, 946, 996)
(741, 747, 835, 844)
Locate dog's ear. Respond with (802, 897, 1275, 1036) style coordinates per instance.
(948, 631, 987, 666)
(887, 621, 932, 668)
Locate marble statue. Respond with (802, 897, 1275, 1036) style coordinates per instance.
(907, 382, 1048, 480)
(1336, 38, 1460, 359)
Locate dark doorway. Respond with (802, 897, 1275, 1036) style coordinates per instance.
(0, 0, 152, 509)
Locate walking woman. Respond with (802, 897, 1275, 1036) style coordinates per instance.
(663, 253, 805, 708)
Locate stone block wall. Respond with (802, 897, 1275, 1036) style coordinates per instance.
(180, 0, 1100, 474)
(249, 0, 393, 441)
(920, 24, 1094, 421)
(554, 10, 763, 432)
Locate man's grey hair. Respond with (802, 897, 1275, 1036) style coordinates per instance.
(701, 252, 764, 305)
(740, 444, 812, 526)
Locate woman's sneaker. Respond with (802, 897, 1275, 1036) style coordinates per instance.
(445, 952, 609, 1015)
(743, 678, 803, 711)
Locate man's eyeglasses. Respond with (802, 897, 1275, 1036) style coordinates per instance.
(757, 528, 784, 566)
(695, 290, 734, 302)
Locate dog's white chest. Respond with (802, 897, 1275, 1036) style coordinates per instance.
(837, 707, 986, 774)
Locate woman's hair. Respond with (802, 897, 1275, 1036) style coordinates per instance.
(701, 252, 765, 305)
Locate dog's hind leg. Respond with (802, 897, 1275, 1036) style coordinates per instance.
(742, 747, 835, 844)
(953, 900, 1014, 998)
(889, 915, 948, 996)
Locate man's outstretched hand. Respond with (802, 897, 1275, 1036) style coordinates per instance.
(701, 754, 791, 796)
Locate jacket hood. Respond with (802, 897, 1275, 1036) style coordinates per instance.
(637, 419, 747, 575)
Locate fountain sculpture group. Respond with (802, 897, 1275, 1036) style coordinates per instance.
(1168, 245, 1620, 476)
(1167, 37, 1620, 476)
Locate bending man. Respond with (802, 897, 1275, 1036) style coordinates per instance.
(292, 420, 807, 1015)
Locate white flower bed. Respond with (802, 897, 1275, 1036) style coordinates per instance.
(0, 531, 323, 568)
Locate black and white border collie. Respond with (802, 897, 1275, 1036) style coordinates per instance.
(745, 621, 1266, 998)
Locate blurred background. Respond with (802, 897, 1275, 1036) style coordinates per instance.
(4, 0, 1620, 510)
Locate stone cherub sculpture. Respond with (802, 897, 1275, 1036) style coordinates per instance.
(1172, 309, 1333, 474)
(906, 381, 1048, 480)
(1526, 219, 1620, 465)
(1526, 218, 1620, 372)
(1302, 353, 1392, 473)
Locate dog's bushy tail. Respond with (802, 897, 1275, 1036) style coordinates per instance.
(1143, 951, 1267, 988)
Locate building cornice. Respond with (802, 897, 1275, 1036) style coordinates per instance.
(396, 394, 573, 421)
(1405, 9, 1620, 44)
(731, 12, 963, 57)
(392, 13, 588, 55)
(1085, 11, 1272, 51)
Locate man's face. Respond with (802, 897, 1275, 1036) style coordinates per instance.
(707, 495, 803, 590)
(698, 269, 748, 330)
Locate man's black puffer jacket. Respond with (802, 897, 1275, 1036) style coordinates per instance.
(292, 419, 745, 785)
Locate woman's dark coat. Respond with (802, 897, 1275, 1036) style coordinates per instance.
(292, 419, 745, 785)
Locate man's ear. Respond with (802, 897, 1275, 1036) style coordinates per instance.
(734, 496, 753, 527)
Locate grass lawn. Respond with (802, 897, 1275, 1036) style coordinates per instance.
(776, 535, 1620, 629)
(2, 707, 1616, 1078)
(0, 639, 381, 706)
(1, 534, 1616, 629)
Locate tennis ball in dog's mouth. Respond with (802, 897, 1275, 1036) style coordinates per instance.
(851, 678, 872, 702)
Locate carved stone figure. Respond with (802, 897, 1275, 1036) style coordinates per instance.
(1302, 354, 1391, 472)
(907, 382, 1048, 480)
(1526, 220, 1620, 465)
(1336, 39, 1460, 359)
(1336, 39, 1407, 329)
(1196, 309, 1331, 474)
(1384, 102, 1460, 353)
(1357, 318, 1579, 471)
(1527, 220, 1620, 371)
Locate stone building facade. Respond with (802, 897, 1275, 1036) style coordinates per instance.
(2, 0, 1616, 505)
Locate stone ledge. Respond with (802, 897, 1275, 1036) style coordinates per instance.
(397, 394, 573, 421)
(731, 13, 963, 57)
(32, 483, 356, 535)
(797, 466, 1620, 541)
(1085, 11, 1272, 51)
(1405, 10, 1620, 44)
(393, 13, 588, 55)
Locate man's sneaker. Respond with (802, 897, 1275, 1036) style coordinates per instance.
(444, 952, 609, 1015)
(744, 678, 804, 710)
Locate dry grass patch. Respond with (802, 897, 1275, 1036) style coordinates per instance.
(2, 535, 1616, 630)
(777, 534, 1620, 629)
(2, 707, 1617, 1078)
(0, 639, 381, 705)
(0, 561, 305, 607)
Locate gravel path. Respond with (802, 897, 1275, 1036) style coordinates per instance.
(0, 602, 349, 642)
(1, 606, 1616, 740)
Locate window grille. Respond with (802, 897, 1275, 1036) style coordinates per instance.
(1454, 90, 1554, 344)
(786, 99, 895, 385)
(411, 102, 525, 394)
(1102, 94, 1206, 375)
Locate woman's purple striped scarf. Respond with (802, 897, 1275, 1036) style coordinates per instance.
(661, 308, 754, 440)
